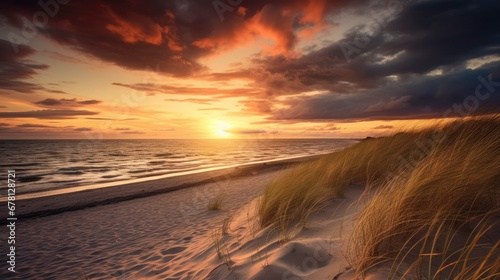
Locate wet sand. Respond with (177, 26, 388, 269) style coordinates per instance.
(0, 154, 322, 220)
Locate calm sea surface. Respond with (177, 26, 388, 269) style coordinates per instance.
(0, 139, 358, 194)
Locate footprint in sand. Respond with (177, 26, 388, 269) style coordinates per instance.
(161, 246, 187, 255)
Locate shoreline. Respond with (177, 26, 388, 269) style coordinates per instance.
(0, 153, 324, 220)
(5, 153, 329, 200)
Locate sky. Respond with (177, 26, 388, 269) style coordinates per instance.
(0, 0, 499, 139)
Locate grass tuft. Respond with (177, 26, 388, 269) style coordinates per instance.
(258, 115, 500, 278)
(207, 196, 222, 211)
(348, 115, 500, 279)
(259, 118, 452, 230)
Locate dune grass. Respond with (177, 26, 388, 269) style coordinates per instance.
(348, 115, 500, 279)
(258, 115, 499, 278)
(207, 196, 222, 211)
(259, 117, 448, 229)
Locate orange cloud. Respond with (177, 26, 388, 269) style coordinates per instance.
(193, 0, 332, 57)
(106, 10, 163, 45)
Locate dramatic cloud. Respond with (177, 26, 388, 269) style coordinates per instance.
(74, 127, 92, 132)
(0, 125, 99, 138)
(86, 117, 138, 121)
(121, 131, 144, 135)
(17, 123, 57, 128)
(0, 1, 207, 76)
(0, 0, 370, 77)
(0, 110, 99, 119)
(1, 0, 499, 129)
(271, 62, 500, 121)
(224, 128, 269, 134)
(0, 39, 48, 93)
(243, 0, 500, 120)
(194, 0, 361, 56)
(113, 82, 259, 97)
(34, 98, 102, 108)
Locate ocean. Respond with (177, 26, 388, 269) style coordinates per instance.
(0, 139, 358, 194)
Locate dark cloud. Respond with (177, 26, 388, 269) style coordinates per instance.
(2, 0, 499, 123)
(251, 1, 500, 96)
(0, 38, 49, 93)
(242, 0, 500, 120)
(86, 117, 138, 121)
(0, 125, 97, 138)
(46, 89, 67, 94)
(0, 1, 209, 76)
(121, 131, 144, 135)
(17, 123, 57, 128)
(34, 98, 102, 107)
(0, 109, 99, 119)
(271, 62, 500, 121)
(74, 127, 92, 132)
(85, 117, 113, 121)
(224, 128, 269, 134)
(113, 82, 258, 97)
(0, 0, 371, 77)
(372, 0, 500, 76)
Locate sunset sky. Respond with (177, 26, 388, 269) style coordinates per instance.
(0, 0, 499, 139)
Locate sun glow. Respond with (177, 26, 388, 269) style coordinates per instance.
(214, 121, 231, 138)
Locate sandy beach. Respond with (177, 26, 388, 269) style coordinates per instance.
(1, 169, 279, 279)
(2, 0, 499, 278)
(1, 124, 499, 280)
(0, 155, 323, 220)
(2, 117, 498, 280)
(0, 155, 323, 279)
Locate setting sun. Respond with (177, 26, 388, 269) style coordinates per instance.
(214, 121, 231, 138)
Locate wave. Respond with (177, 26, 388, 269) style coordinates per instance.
(108, 153, 128, 157)
(127, 167, 167, 174)
(148, 160, 166, 165)
(101, 175, 122, 179)
(0, 162, 40, 167)
(154, 153, 174, 157)
(18, 175, 44, 183)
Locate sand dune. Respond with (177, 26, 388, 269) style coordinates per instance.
(203, 185, 367, 280)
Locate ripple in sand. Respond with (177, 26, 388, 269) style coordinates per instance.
(161, 246, 187, 255)
(162, 255, 175, 262)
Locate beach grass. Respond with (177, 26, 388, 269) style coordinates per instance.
(259, 117, 446, 229)
(258, 115, 499, 278)
(207, 196, 223, 211)
(348, 115, 500, 279)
